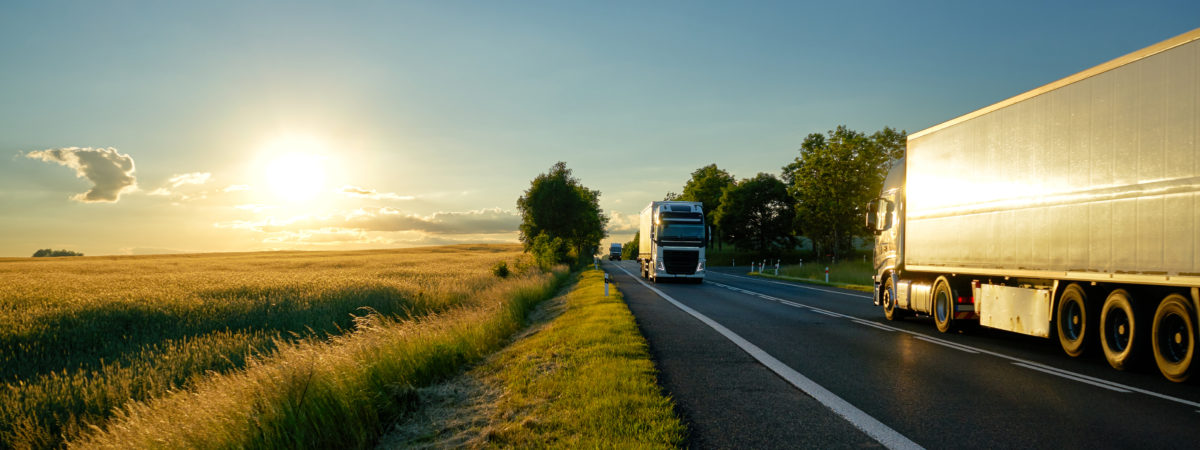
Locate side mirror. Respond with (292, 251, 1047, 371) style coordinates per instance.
(866, 201, 879, 230)
(865, 198, 894, 234)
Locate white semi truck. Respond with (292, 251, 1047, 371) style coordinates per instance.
(639, 201, 707, 283)
(868, 28, 1200, 382)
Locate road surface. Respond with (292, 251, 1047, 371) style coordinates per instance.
(603, 260, 1200, 449)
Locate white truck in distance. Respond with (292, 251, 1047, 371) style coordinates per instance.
(867, 28, 1200, 382)
(638, 201, 707, 283)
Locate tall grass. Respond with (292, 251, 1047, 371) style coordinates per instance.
(0, 245, 536, 448)
(72, 269, 567, 448)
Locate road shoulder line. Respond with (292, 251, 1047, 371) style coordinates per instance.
(613, 265, 922, 450)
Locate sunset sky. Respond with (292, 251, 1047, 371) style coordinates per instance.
(2, 1, 1197, 256)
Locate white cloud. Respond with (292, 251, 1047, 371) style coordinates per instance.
(168, 172, 211, 188)
(224, 184, 251, 192)
(25, 147, 137, 202)
(607, 211, 639, 233)
(339, 185, 415, 201)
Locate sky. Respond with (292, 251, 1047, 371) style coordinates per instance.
(1, 1, 1198, 256)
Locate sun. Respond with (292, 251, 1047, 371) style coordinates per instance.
(266, 153, 326, 202)
(259, 135, 331, 203)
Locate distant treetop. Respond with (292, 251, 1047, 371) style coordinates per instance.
(33, 249, 83, 257)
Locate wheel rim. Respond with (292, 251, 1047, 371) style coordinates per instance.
(1063, 300, 1083, 341)
(1158, 312, 1191, 363)
(883, 288, 894, 312)
(936, 291, 949, 323)
(1106, 308, 1131, 353)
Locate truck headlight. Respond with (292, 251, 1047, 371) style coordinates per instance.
(656, 260, 664, 271)
(696, 261, 705, 272)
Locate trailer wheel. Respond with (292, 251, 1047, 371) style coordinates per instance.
(932, 277, 954, 333)
(1152, 294, 1194, 382)
(883, 276, 907, 321)
(1056, 284, 1090, 358)
(1100, 289, 1144, 370)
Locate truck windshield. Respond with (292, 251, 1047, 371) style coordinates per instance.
(658, 222, 705, 241)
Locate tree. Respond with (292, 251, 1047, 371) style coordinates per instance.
(713, 173, 794, 252)
(781, 126, 905, 261)
(621, 231, 640, 260)
(516, 161, 609, 265)
(679, 164, 735, 249)
(32, 248, 83, 257)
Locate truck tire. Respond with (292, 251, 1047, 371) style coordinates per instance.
(882, 276, 907, 321)
(932, 277, 954, 333)
(1152, 294, 1194, 382)
(1056, 284, 1091, 358)
(1100, 289, 1144, 370)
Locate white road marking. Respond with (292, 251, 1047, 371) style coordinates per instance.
(1012, 363, 1131, 393)
(613, 265, 922, 450)
(853, 319, 896, 332)
(708, 270, 873, 299)
(914, 336, 979, 354)
(700, 273, 1200, 411)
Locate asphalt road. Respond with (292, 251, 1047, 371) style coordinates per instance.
(602, 260, 1200, 449)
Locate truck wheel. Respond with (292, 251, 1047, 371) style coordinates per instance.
(1152, 294, 1194, 382)
(1056, 284, 1090, 358)
(883, 276, 907, 321)
(1100, 289, 1144, 370)
(932, 277, 954, 333)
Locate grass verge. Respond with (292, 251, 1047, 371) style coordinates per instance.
(380, 269, 686, 448)
(71, 269, 569, 448)
(747, 260, 875, 292)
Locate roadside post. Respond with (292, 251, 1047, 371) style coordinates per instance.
(825, 266, 830, 283)
(774, 259, 779, 276)
(604, 273, 610, 296)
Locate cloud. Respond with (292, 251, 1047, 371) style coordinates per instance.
(339, 185, 414, 201)
(607, 211, 639, 233)
(235, 208, 519, 235)
(343, 207, 519, 234)
(262, 228, 389, 245)
(168, 172, 211, 187)
(224, 184, 251, 192)
(25, 147, 137, 202)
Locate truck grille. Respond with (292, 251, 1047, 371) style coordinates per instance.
(662, 250, 699, 275)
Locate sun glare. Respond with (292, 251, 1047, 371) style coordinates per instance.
(259, 135, 332, 203)
(267, 154, 326, 202)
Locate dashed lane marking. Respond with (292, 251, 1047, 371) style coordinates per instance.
(701, 276, 1200, 412)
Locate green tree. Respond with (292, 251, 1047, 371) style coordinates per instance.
(679, 164, 735, 249)
(713, 173, 794, 252)
(517, 161, 609, 266)
(782, 126, 905, 261)
(621, 231, 640, 260)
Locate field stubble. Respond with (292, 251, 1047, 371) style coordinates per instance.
(0, 244, 557, 448)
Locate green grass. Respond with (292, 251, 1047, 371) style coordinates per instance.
(473, 269, 685, 447)
(383, 269, 686, 447)
(752, 259, 875, 292)
(0, 245, 550, 448)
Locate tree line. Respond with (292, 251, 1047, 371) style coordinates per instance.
(514, 125, 903, 268)
(659, 125, 905, 262)
(33, 249, 84, 257)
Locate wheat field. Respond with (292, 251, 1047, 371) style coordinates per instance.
(0, 244, 561, 448)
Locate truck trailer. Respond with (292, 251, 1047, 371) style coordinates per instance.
(868, 28, 1200, 382)
(639, 201, 707, 283)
